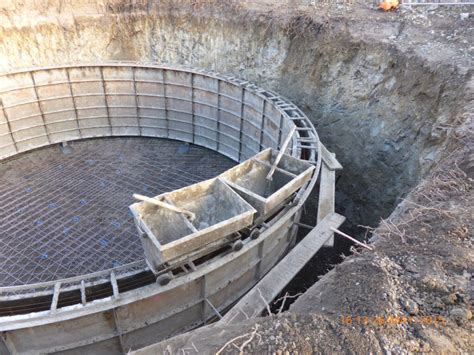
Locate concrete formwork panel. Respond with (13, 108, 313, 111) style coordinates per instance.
(69, 67, 110, 137)
(0, 65, 309, 165)
(33, 69, 80, 143)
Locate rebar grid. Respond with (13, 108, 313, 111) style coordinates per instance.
(0, 64, 321, 300)
(0, 137, 234, 286)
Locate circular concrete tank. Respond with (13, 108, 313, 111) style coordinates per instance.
(0, 64, 321, 353)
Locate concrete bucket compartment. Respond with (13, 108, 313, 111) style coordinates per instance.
(130, 178, 256, 270)
(220, 148, 315, 218)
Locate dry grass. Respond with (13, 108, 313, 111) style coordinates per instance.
(273, 292, 304, 313)
(216, 324, 261, 355)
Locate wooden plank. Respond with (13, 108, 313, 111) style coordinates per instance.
(318, 163, 336, 247)
(320, 144, 342, 171)
(220, 212, 345, 325)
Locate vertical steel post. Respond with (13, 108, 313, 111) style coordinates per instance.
(65, 68, 83, 139)
(30, 71, 51, 144)
(259, 100, 266, 151)
(132, 66, 142, 136)
(216, 79, 221, 152)
(0, 99, 18, 153)
(238, 87, 245, 162)
(99, 66, 113, 135)
(163, 69, 169, 138)
(191, 73, 195, 144)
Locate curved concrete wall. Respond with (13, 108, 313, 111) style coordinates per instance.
(0, 64, 309, 164)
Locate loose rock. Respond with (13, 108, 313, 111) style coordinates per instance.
(449, 308, 472, 324)
(401, 298, 419, 315)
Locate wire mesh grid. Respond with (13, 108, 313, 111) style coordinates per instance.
(0, 137, 235, 287)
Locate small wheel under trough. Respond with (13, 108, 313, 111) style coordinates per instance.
(232, 240, 243, 251)
(156, 272, 172, 286)
(250, 228, 261, 240)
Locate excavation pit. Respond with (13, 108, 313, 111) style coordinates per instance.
(0, 2, 471, 353)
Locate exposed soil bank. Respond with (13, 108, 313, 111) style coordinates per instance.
(0, 1, 472, 353)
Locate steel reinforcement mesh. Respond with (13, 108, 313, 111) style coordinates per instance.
(0, 137, 235, 286)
